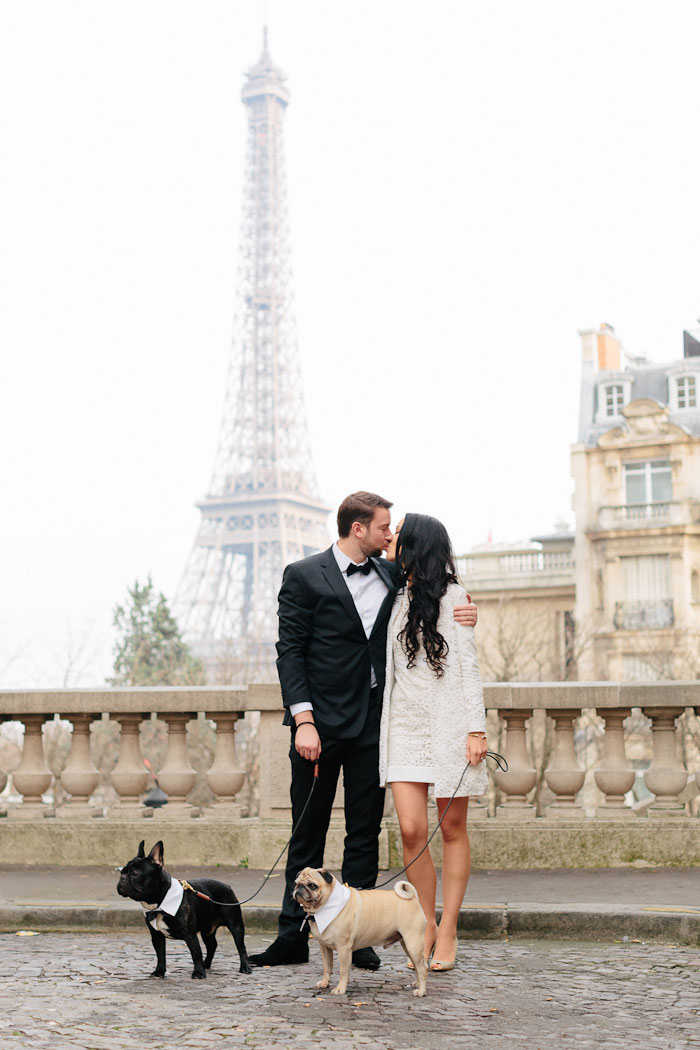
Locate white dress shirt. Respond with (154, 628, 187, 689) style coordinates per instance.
(290, 542, 390, 719)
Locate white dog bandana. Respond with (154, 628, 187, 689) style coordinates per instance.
(311, 881, 352, 934)
(142, 878, 184, 930)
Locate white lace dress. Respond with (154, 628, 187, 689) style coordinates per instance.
(379, 582, 488, 798)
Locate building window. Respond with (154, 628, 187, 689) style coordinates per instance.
(620, 555, 671, 601)
(614, 554, 674, 630)
(624, 460, 672, 505)
(622, 654, 664, 681)
(692, 570, 700, 604)
(604, 384, 624, 416)
(675, 375, 697, 409)
(596, 379, 631, 424)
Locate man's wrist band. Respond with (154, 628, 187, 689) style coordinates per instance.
(296, 719, 315, 728)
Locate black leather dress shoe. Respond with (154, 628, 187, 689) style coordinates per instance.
(352, 947, 381, 970)
(249, 937, 309, 967)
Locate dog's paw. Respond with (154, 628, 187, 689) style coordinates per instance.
(412, 986, 427, 997)
(330, 985, 346, 996)
(240, 962, 253, 975)
(150, 969, 166, 979)
(191, 970, 206, 980)
(315, 978, 329, 989)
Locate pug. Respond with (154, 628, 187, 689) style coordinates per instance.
(293, 867, 427, 997)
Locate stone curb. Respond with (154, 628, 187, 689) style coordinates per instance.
(1, 904, 698, 945)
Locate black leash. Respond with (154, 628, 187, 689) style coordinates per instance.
(374, 751, 508, 889)
(182, 761, 321, 909)
(180, 750, 508, 908)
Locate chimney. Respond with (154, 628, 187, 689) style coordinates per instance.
(578, 328, 596, 366)
(596, 323, 621, 371)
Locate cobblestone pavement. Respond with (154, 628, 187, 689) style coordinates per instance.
(0, 932, 698, 1050)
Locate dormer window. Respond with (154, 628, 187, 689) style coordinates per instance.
(675, 375, 696, 410)
(595, 378, 631, 423)
(604, 384, 624, 416)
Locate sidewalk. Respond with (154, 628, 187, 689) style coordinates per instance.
(1, 864, 699, 944)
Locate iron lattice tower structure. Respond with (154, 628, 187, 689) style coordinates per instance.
(174, 35, 330, 682)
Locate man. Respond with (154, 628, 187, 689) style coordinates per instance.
(249, 492, 476, 968)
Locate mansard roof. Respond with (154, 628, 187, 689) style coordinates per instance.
(578, 356, 700, 447)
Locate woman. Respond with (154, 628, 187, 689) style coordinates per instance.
(379, 512, 488, 972)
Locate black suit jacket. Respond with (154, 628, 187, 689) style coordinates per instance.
(276, 546, 398, 740)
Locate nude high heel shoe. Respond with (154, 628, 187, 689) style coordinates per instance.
(430, 937, 458, 972)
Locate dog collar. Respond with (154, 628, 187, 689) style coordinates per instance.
(157, 878, 184, 916)
(141, 878, 184, 929)
(310, 881, 351, 934)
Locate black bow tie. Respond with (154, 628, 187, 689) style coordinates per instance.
(347, 561, 373, 577)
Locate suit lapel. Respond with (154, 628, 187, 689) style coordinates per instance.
(320, 547, 366, 635)
(371, 557, 397, 591)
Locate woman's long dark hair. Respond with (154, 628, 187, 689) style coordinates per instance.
(395, 512, 458, 677)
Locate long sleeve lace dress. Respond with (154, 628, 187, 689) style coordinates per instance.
(378, 582, 488, 798)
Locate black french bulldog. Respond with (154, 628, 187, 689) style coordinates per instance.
(117, 840, 252, 979)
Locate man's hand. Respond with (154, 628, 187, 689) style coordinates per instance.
(454, 592, 477, 628)
(294, 721, 322, 762)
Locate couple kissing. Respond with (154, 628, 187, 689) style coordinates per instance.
(250, 490, 487, 975)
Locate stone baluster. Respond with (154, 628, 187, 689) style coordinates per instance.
(9, 715, 54, 819)
(110, 714, 149, 814)
(494, 710, 537, 819)
(643, 707, 688, 816)
(544, 709, 585, 818)
(595, 708, 636, 818)
(58, 714, 101, 819)
(467, 795, 489, 820)
(204, 712, 246, 819)
(155, 713, 199, 818)
(0, 718, 13, 816)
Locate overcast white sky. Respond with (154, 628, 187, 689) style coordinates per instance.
(1, 0, 699, 686)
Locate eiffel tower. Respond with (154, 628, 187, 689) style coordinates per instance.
(174, 32, 330, 683)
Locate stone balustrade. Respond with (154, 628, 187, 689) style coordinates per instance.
(597, 500, 700, 530)
(0, 686, 252, 821)
(0, 682, 698, 824)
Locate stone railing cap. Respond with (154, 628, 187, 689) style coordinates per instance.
(1, 680, 697, 718)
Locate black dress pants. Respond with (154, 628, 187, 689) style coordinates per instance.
(277, 689, 385, 941)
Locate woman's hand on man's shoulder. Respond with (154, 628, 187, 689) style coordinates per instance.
(453, 591, 477, 628)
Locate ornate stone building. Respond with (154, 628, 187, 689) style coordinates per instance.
(455, 533, 576, 682)
(459, 322, 700, 683)
(572, 323, 700, 680)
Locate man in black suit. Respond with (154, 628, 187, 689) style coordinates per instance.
(250, 491, 476, 968)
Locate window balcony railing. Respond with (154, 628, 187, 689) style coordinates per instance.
(597, 501, 700, 530)
(621, 503, 670, 521)
(602, 503, 671, 528)
(613, 599, 674, 630)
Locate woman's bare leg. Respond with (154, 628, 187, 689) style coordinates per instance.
(432, 796, 470, 966)
(390, 781, 438, 958)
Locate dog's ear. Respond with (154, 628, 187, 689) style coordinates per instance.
(137, 840, 145, 859)
(149, 841, 164, 867)
(320, 869, 334, 885)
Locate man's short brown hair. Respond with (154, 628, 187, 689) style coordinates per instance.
(337, 491, 393, 538)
